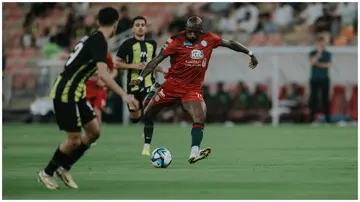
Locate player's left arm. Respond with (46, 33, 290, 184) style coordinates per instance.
(220, 39, 258, 69)
(151, 40, 168, 74)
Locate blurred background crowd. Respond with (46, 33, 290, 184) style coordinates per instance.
(2, 2, 358, 125)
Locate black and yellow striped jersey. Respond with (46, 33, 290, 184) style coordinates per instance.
(50, 31, 108, 103)
(116, 38, 157, 92)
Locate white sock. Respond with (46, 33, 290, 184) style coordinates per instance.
(143, 143, 150, 149)
(190, 146, 200, 157)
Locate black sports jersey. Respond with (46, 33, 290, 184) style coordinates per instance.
(116, 38, 157, 92)
(50, 31, 108, 103)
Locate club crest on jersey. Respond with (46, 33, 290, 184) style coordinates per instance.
(201, 40, 207, 47)
(190, 49, 204, 59)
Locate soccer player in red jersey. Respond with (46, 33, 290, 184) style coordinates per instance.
(85, 53, 117, 124)
(130, 16, 258, 164)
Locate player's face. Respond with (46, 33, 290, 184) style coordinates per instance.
(133, 19, 147, 37)
(185, 30, 201, 43)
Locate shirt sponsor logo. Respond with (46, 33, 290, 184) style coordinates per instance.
(190, 49, 204, 59)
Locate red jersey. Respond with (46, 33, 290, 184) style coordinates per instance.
(160, 31, 222, 91)
(85, 53, 114, 96)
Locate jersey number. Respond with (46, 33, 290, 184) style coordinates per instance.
(66, 43, 84, 66)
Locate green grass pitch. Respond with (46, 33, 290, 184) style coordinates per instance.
(2, 123, 358, 199)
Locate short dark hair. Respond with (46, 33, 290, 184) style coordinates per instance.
(132, 16, 147, 26)
(98, 7, 119, 26)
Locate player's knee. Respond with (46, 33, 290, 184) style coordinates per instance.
(68, 136, 82, 148)
(193, 111, 206, 123)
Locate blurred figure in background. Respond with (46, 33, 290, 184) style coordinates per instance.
(116, 5, 132, 35)
(308, 35, 331, 124)
(250, 84, 270, 124)
(202, 84, 216, 123)
(280, 83, 307, 123)
(228, 81, 251, 123)
(213, 82, 231, 122)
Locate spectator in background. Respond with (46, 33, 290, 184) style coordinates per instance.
(300, 3, 323, 26)
(273, 3, 294, 32)
(308, 36, 331, 124)
(116, 5, 132, 35)
(235, 3, 259, 44)
(74, 15, 96, 39)
(235, 3, 259, 34)
(72, 2, 89, 19)
(202, 84, 216, 123)
(168, 11, 186, 34)
(218, 5, 237, 36)
(313, 5, 335, 43)
(214, 82, 231, 122)
(43, 36, 62, 59)
(250, 84, 270, 124)
(280, 83, 307, 123)
(336, 2, 357, 26)
(228, 81, 251, 123)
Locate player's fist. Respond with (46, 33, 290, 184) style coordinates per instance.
(122, 94, 139, 109)
(249, 55, 258, 69)
(129, 79, 142, 88)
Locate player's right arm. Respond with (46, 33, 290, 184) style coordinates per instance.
(91, 35, 139, 108)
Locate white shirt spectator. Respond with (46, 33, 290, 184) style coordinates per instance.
(336, 3, 357, 25)
(219, 16, 238, 33)
(300, 3, 323, 25)
(72, 3, 89, 18)
(274, 4, 293, 27)
(235, 4, 259, 33)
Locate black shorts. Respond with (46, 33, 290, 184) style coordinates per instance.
(53, 98, 96, 132)
(128, 87, 150, 112)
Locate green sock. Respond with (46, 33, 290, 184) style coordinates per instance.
(191, 123, 204, 147)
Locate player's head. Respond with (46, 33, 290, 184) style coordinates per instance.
(132, 16, 147, 38)
(97, 7, 119, 37)
(185, 16, 203, 43)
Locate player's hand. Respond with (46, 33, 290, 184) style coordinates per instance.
(122, 94, 139, 109)
(249, 55, 258, 69)
(134, 62, 146, 70)
(129, 79, 142, 88)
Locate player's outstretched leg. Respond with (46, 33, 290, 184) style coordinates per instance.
(140, 82, 162, 156)
(55, 119, 100, 189)
(141, 95, 173, 156)
(182, 100, 211, 164)
(38, 131, 83, 189)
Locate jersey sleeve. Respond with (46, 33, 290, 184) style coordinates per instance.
(116, 40, 128, 62)
(209, 32, 222, 49)
(160, 38, 177, 56)
(90, 33, 108, 64)
(106, 53, 114, 69)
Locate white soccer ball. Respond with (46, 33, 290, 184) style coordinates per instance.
(150, 148, 172, 168)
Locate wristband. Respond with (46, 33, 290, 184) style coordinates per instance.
(137, 76, 144, 81)
(248, 51, 253, 56)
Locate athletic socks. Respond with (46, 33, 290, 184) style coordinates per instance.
(191, 123, 204, 148)
(63, 143, 90, 171)
(44, 147, 68, 176)
(143, 116, 154, 144)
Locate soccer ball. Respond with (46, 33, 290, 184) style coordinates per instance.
(150, 148, 172, 168)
